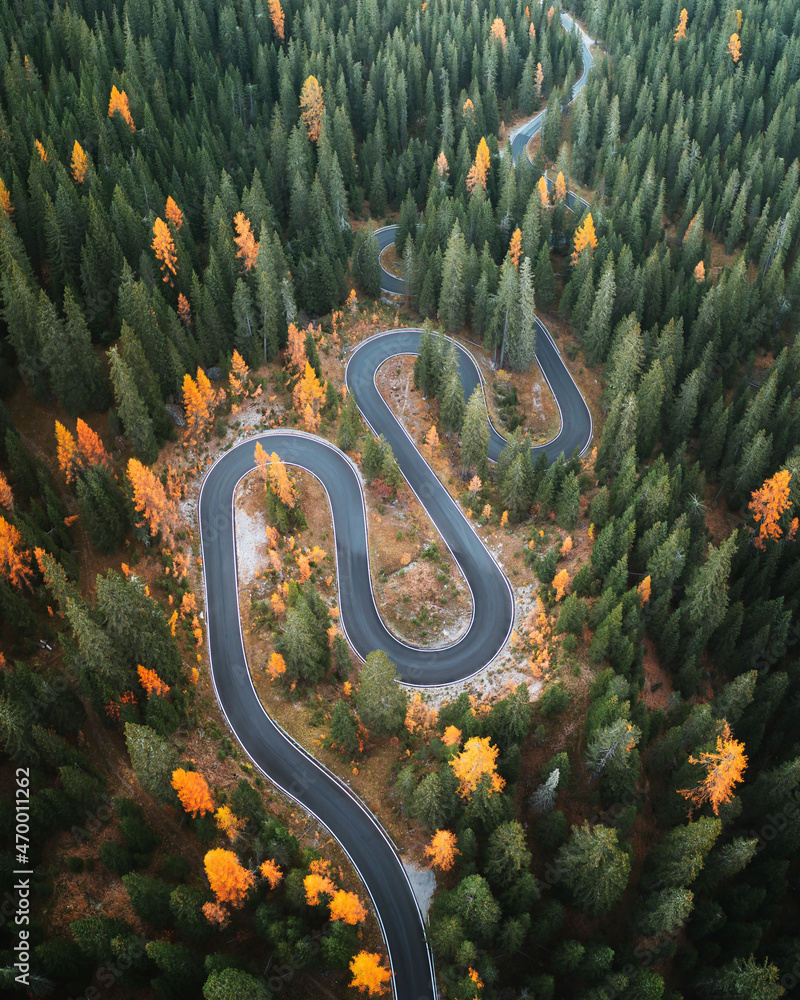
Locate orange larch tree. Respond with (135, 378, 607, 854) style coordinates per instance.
(214, 805, 245, 841)
(727, 32, 741, 63)
(466, 137, 491, 194)
(228, 349, 251, 400)
(76, 418, 111, 468)
(571, 213, 598, 266)
(508, 228, 523, 268)
(293, 363, 326, 432)
(538, 175, 550, 207)
(436, 151, 449, 180)
(489, 17, 507, 48)
(674, 8, 688, 41)
(554, 171, 567, 202)
(55, 421, 79, 484)
(0, 472, 13, 511)
(108, 86, 135, 130)
(177, 293, 191, 325)
(183, 367, 218, 447)
(329, 889, 368, 925)
(0, 516, 33, 589)
(300, 76, 325, 142)
(405, 692, 439, 736)
(450, 736, 505, 798)
(749, 469, 793, 549)
(137, 665, 170, 698)
(267, 453, 299, 508)
(171, 768, 214, 817)
(349, 952, 392, 996)
(0, 177, 13, 219)
(152, 217, 178, 284)
(679, 722, 747, 815)
(71, 141, 88, 184)
(204, 847, 255, 907)
(267, 0, 285, 40)
(34, 140, 47, 162)
(442, 725, 462, 747)
(425, 425, 440, 451)
(694, 260, 706, 283)
(637, 575, 652, 603)
(260, 858, 283, 888)
(127, 458, 181, 547)
(233, 212, 259, 272)
(285, 323, 308, 376)
(553, 568, 569, 601)
(534, 61, 544, 99)
(165, 195, 183, 230)
(424, 829, 459, 871)
(304, 871, 337, 906)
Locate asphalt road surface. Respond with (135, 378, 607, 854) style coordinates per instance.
(199, 15, 595, 1000)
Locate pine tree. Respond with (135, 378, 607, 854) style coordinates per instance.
(534, 242, 557, 308)
(584, 258, 616, 365)
(354, 224, 381, 298)
(554, 823, 631, 914)
(330, 700, 359, 756)
(508, 256, 536, 372)
(438, 222, 468, 331)
(76, 466, 129, 554)
(108, 347, 158, 465)
(492, 256, 521, 362)
(461, 385, 489, 480)
(356, 650, 408, 737)
(124, 723, 180, 805)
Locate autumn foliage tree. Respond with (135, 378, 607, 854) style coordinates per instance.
(0, 516, 33, 589)
(727, 33, 741, 63)
(56, 421, 79, 484)
(0, 176, 13, 217)
(108, 86, 134, 130)
(330, 890, 368, 925)
(137, 665, 169, 698)
(425, 829, 459, 871)
(267, 0, 285, 40)
(679, 722, 748, 815)
(71, 141, 88, 183)
(508, 228, 522, 268)
(76, 419, 111, 468)
(171, 768, 214, 817)
(571, 213, 598, 266)
(450, 736, 505, 798)
(204, 848, 255, 907)
(749, 469, 793, 549)
(554, 171, 567, 202)
(489, 17, 507, 48)
(259, 859, 282, 889)
(349, 951, 392, 996)
(293, 363, 326, 432)
(674, 8, 688, 41)
(0, 472, 13, 511)
(183, 367, 218, 447)
(165, 196, 183, 230)
(127, 458, 181, 547)
(466, 137, 491, 194)
(300, 76, 324, 142)
(214, 806, 245, 841)
(152, 217, 178, 284)
(233, 212, 259, 272)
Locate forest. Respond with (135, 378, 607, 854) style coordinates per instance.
(1, 0, 800, 997)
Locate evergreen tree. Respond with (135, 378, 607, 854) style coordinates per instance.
(461, 385, 489, 480)
(508, 256, 536, 372)
(584, 257, 617, 365)
(76, 466, 130, 555)
(554, 823, 631, 914)
(354, 223, 381, 298)
(355, 650, 408, 737)
(330, 700, 359, 756)
(108, 346, 159, 465)
(438, 221, 468, 331)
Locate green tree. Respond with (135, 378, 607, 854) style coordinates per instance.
(108, 345, 158, 465)
(354, 223, 381, 298)
(542, 89, 562, 161)
(330, 700, 359, 756)
(584, 257, 616, 365)
(124, 723, 180, 805)
(637, 886, 694, 937)
(461, 385, 489, 479)
(40, 289, 109, 414)
(644, 817, 721, 889)
(76, 466, 129, 555)
(508, 256, 536, 372)
(554, 823, 631, 914)
(438, 221, 468, 330)
(203, 968, 272, 1000)
(698, 956, 783, 1000)
(355, 650, 408, 737)
(122, 873, 173, 929)
(452, 874, 501, 946)
(485, 821, 532, 889)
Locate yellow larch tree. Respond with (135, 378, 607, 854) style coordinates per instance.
(233, 212, 259, 272)
(694, 260, 706, 283)
(554, 171, 567, 202)
(0, 177, 12, 219)
(285, 323, 308, 376)
(674, 8, 688, 42)
(214, 805, 245, 841)
(678, 722, 747, 816)
(442, 725, 462, 747)
(152, 217, 178, 284)
(108, 86, 135, 130)
(177, 293, 191, 325)
(571, 212, 598, 266)
(293, 363, 326, 432)
(638, 575, 652, 603)
(727, 33, 741, 63)
(508, 228, 523, 268)
(34, 140, 47, 162)
(450, 736, 505, 798)
(265, 451, 298, 508)
(425, 424, 440, 451)
(127, 458, 181, 547)
(137, 665, 170, 698)
(349, 952, 392, 996)
(55, 421, 79, 484)
(70, 141, 88, 184)
(424, 829, 459, 871)
(300, 76, 325, 142)
(405, 693, 438, 735)
(538, 175, 550, 207)
(267, 652, 287, 680)
(267, 0, 285, 40)
(183, 367, 218, 447)
(553, 568, 569, 601)
(534, 61, 544, 98)
(165, 195, 183, 230)
(329, 890, 368, 925)
(228, 349, 251, 400)
(436, 151, 449, 180)
(466, 137, 491, 194)
(489, 17, 507, 48)
(749, 469, 793, 549)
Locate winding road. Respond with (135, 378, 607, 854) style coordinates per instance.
(199, 13, 596, 1000)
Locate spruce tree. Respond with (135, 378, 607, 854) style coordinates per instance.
(108, 347, 159, 465)
(584, 257, 616, 365)
(438, 221, 467, 331)
(461, 385, 489, 480)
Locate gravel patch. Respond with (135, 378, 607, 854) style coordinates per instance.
(402, 861, 436, 920)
